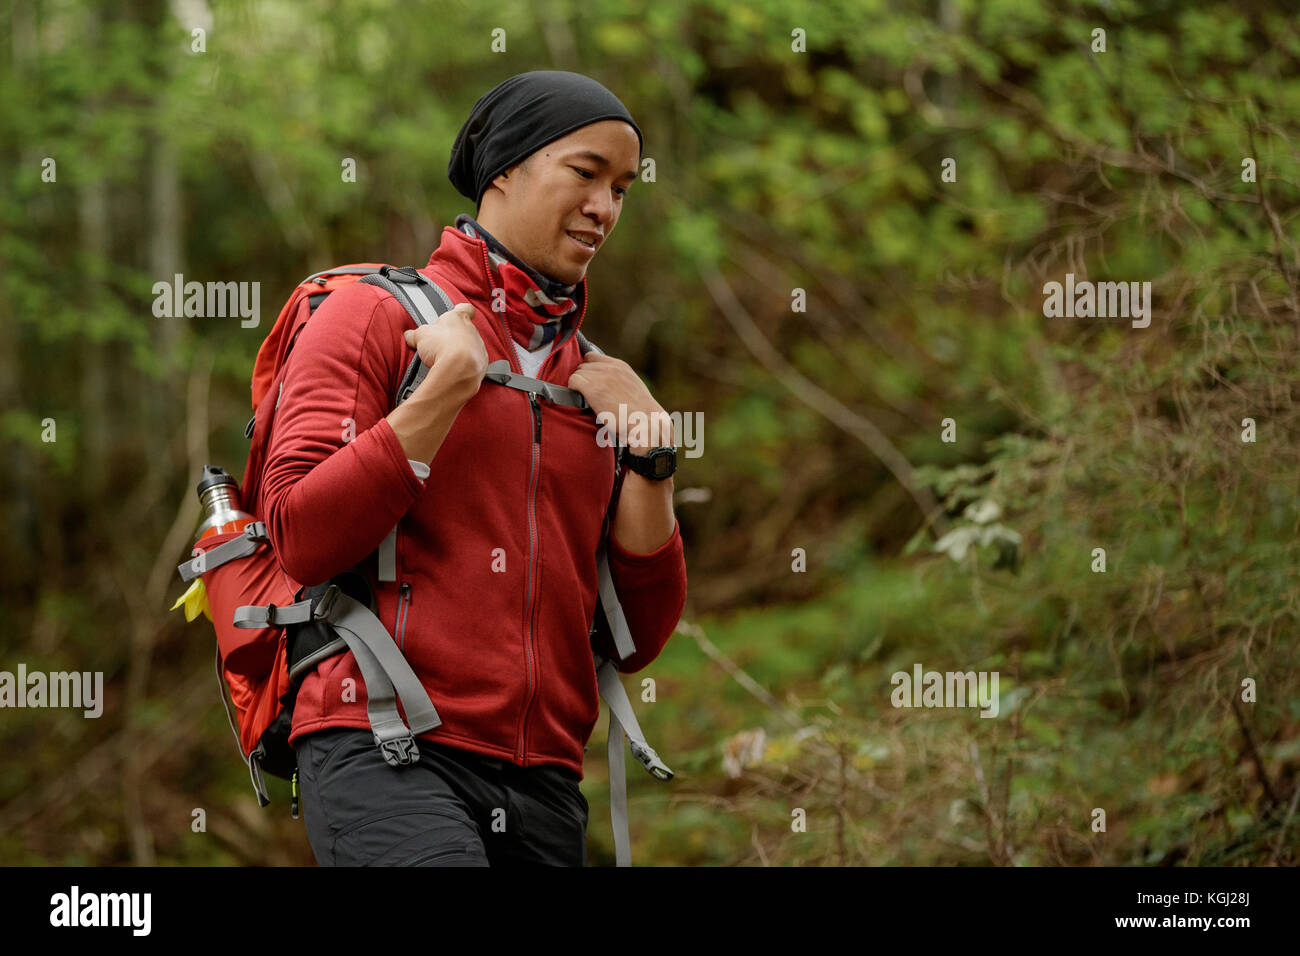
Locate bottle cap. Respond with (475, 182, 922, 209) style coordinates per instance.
(196, 465, 235, 496)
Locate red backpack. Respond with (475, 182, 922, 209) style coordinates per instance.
(175, 263, 671, 865)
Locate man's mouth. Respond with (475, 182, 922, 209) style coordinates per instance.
(566, 230, 599, 250)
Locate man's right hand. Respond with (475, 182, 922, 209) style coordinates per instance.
(389, 302, 491, 463)
(402, 302, 490, 401)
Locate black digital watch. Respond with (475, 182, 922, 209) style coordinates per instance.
(620, 446, 677, 481)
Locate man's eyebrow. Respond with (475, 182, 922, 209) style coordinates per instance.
(570, 149, 638, 182)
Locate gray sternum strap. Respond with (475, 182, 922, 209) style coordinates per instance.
(484, 360, 591, 410)
(178, 522, 268, 582)
(597, 546, 637, 661)
(597, 657, 674, 868)
(379, 358, 595, 582)
(233, 584, 440, 768)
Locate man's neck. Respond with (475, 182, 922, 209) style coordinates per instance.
(455, 214, 576, 297)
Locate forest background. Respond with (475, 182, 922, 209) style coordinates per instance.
(1, 0, 1297, 866)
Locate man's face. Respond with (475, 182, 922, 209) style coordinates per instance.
(476, 120, 640, 285)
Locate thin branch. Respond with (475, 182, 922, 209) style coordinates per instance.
(699, 262, 947, 536)
(969, 739, 1005, 865)
(750, 822, 770, 867)
(1246, 122, 1300, 320)
(675, 618, 803, 730)
(1231, 693, 1281, 808)
(1271, 776, 1300, 864)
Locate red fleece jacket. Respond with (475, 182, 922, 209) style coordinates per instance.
(259, 226, 688, 778)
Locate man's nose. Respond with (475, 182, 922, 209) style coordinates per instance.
(582, 186, 616, 227)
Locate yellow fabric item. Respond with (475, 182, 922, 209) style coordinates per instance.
(171, 578, 213, 622)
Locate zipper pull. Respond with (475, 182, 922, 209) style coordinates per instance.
(530, 392, 542, 444)
(290, 769, 299, 819)
(397, 581, 412, 651)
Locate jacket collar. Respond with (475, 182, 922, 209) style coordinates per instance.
(455, 214, 580, 305)
(423, 215, 588, 355)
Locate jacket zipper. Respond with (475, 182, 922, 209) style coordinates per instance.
(397, 581, 411, 652)
(517, 390, 542, 761)
(478, 241, 545, 761)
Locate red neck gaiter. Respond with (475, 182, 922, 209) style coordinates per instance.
(454, 214, 583, 352)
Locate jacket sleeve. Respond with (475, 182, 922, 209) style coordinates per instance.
(600, 518, 687, 673)
(259, 282, 426, 586)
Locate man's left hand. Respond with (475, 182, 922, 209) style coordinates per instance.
(566, 353, 673, 452)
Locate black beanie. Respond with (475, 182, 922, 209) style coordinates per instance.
(447, 70, 643, 207)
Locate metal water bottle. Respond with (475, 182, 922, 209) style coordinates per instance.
(196, 465, 255, 541)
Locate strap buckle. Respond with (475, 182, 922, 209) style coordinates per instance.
(537, 381, 588, 409)
(376, 733, 420, 767)
(483, 360, 512, 385)
(631, 741, 674, 781)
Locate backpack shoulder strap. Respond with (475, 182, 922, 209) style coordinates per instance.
(358, 265, 457, 409)
(358, 265, 456, 583)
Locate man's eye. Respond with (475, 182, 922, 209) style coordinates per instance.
(574, 167, 626, 197)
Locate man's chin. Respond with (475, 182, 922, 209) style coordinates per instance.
(534, 266, 580, 286)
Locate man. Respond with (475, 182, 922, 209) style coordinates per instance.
(259, 71, 687, 866)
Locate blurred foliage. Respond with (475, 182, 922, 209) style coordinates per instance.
(0, 0, 1297, 866)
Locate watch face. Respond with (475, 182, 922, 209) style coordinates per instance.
(653, 453, 673, 477)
